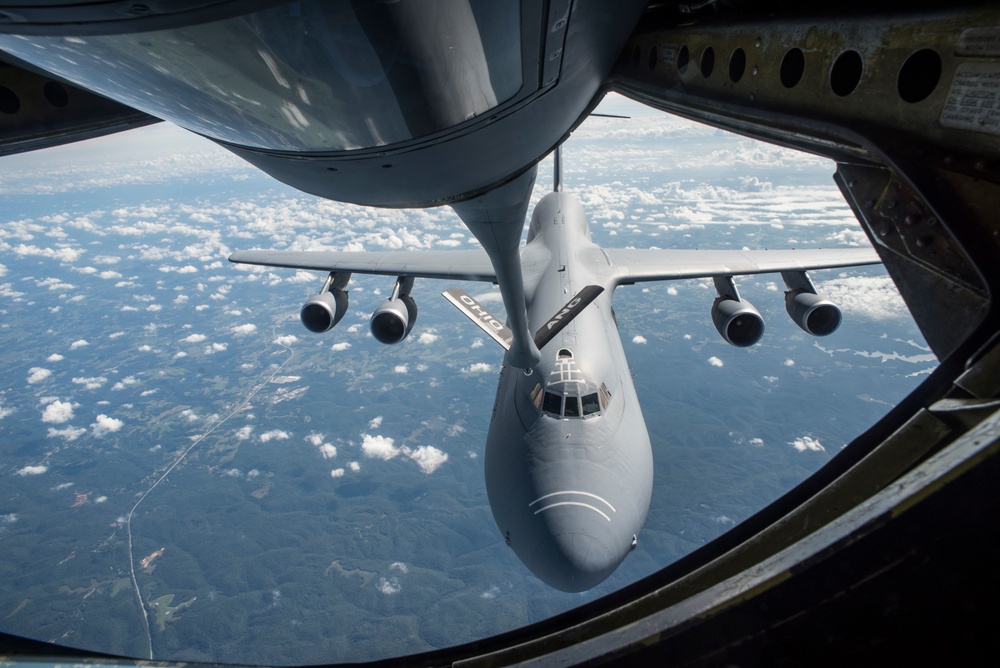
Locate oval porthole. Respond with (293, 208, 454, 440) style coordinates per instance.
(43, 81, 70, 107)
(729, 48, 747, 83)
(0, 86, 20, 114)
(898, 48, 942, 103)
(701, 46, 715, 79)
(830, 50, 863, 97)
(678, 45, 690, 75)
(780, 48, 805, 88)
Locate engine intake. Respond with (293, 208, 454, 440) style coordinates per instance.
(371, 295, 417, 344)
(301, 288, 348, 333)
(786, 290, 842, 336)
(781, 270, 841, 337)
(370, 276, 417, 344)
(712, 297, 765, 347)
(299, 271, 351, 333)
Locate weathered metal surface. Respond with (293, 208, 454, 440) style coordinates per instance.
(0, 58, 156, 156)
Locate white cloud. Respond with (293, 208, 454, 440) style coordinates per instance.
(232, 324, 257, 336)
(27, 367, 52, 384)
(368, 416, 383, 429)
(481, 585, 501, 600)
(69, 339, 89, 349)
(462, 363, 492, 374)
(16, 465, 48, 476)
(331, 342, 351, 352)
(790, 436, 825, 452)
(708, 356, 724, 367)
(48, 426, 86, 441)
(12, 244, 83, 263)
(348, 461, 360, 472)
(408, 445, 448, 474)
(112, 376, 139, 391)
(91, 414, 123, 437)
(181, 334, 207, 343)
(330, 468, 345, 478)
(95, 495, 108, 503)
(632, 335, 647, 344)
(749, 437, 764, 446)
(273, 334, 298, 346)
(471, 338, 484, 349)
(46, 354, 64, 362)
(783, 359, 795, 367)
(259, 430, 290, 442)
(41, 400, 75, 424)
(72, 376, 108, 390)
(361, 434, 400, 460)
(817, 275, 910, 320)
(235, 425, 253, 440)
(390, 562, 409, 573)
(319, 444, 338, 459)
(393, 364, 408, 374)
(377, 577, 401, 595)
(418, 332, 439, 344)
(305, 432, 324, 447)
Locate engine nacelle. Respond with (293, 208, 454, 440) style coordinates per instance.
(370, 295, 418, 344)
(300, 288, 348, 333)
(712, 297, 765, 347)
(786, 290, 842, 336)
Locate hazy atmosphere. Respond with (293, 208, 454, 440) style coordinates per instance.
(0, 95, 932, 664)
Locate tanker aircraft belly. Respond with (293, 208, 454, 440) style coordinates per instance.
(229, 173, 880, 592)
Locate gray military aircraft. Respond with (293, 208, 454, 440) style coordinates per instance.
(230, 151, 879, 591)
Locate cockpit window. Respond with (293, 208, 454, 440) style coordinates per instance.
(530, 383, 544, 409)
(542, 391, 563, 416)
(563, 396, 581, 417)
(582, 392, 601, 416)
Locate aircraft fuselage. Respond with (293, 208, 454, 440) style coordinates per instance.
(485, 191, 653, 592)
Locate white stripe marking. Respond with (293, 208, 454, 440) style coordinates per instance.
(533, 501, 612, 522)
(529, 490, 617, 513)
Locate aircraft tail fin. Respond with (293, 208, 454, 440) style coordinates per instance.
(533, 285, 604, 350)
(442, 288, 513, 350)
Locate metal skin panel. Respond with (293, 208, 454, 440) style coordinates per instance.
(485, 192, 653, 592)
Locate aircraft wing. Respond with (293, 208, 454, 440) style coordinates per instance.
(593, 247, 881, 284)
(228, 249, 497, 283)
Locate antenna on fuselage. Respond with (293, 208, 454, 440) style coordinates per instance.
(551, 113, 628, 194)
(553, 144, 563, 193)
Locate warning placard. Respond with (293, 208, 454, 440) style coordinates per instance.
(941, 62, 1000, 136)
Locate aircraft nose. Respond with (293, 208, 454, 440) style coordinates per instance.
(531, 529, 622, 592)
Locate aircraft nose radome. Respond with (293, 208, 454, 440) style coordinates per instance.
(531, 531, 620, 592)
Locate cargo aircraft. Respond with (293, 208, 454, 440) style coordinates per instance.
(229, 150, 878, 591)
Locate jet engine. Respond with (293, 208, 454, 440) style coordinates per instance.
(300, 272, 350, 333)
(711, 275, 764, 347)
(781, 271, 842, 336)
(712, 296, 765, 347)
(370, 277, 417, 344)
(785, 291, 842, 336)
